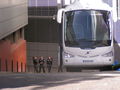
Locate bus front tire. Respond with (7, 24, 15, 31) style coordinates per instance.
(100, 65, 112, 71)
(66, 67, 81, 72)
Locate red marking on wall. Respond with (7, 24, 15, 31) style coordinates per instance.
(0, 39, 26, 72)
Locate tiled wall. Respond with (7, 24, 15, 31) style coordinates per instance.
(29, 0, 57, 7)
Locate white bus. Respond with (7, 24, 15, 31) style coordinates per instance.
(57, 0, 114, 71)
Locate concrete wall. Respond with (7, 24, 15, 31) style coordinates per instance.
(27, 42, 59, 71)
(0, 0, 28, 40)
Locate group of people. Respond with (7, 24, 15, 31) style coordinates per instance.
(33, 56, 53, 73)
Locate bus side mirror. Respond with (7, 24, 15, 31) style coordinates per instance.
(57, 9, 64, 23)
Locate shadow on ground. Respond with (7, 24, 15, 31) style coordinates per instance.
(0, 71, 119, 90)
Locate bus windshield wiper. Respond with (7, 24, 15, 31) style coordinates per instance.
(77, 39, 94, 42)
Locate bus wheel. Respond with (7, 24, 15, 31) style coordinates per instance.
(100, 65, 112, 71)
(66, 67, 81, 72)
(66, 67, 71, 72)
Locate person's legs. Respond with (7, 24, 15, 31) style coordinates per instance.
(49, 66, 52, 72)
(35, 65, 37, 72)
(47, 65, 49, 72)
(47, 65, 51, 72)
(42, 65, 45, 73)
(34, 65, 36, 72)
(39, 65, 41, 73)
(58, 66, 63, 72)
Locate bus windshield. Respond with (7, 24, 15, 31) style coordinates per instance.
(64, 10, 111, 49)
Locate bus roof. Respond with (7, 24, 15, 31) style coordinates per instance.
(64, 0, 112, 12)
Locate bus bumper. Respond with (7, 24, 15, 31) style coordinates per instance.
(63, 56, 114, 67)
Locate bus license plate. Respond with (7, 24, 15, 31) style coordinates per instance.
(83, 60, 94, 63)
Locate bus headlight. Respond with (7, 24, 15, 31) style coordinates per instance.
(64, 52, 74, 58)
(102, 51, 113, 57)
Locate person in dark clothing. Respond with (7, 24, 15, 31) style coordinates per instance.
(39, 56, 45, 73)
(46, 56, 53, 73)
(33, 56, 38, 73)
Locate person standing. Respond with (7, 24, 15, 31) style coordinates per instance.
(33, 56, 38, 73)
(47, 56, 53, 73)
(39, 56, 45, 73)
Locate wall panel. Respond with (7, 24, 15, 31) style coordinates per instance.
(0, 0, 28, 40)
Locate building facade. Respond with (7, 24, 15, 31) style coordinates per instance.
(0, 0, 28, 72)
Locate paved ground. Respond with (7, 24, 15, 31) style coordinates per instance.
(0, 71, 120, 90)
